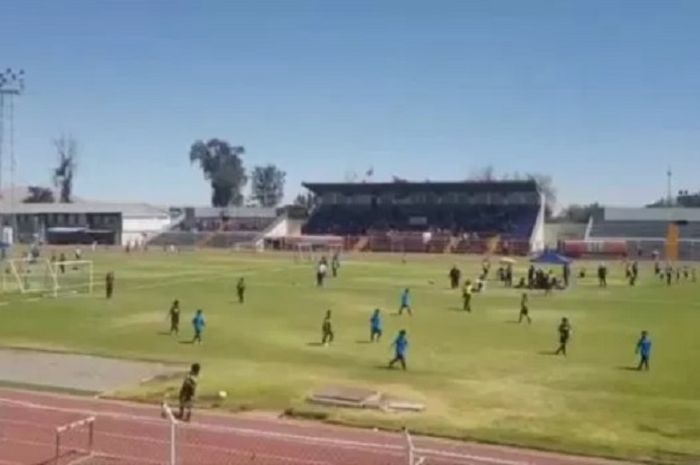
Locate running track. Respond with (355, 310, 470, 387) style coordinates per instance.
(0, 388, 635, 465)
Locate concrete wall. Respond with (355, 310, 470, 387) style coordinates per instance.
(544, 222, 587, 249)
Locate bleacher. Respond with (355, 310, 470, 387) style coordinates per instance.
(302, 181, 543, 254)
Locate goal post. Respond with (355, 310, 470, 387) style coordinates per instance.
(7, 258, 93, 297)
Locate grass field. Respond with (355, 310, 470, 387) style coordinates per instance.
(1, 249, 699, 464)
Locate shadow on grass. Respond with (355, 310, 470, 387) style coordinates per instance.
(306, 342, 325, 347)
(616, 366, 640, 371)
(538, 350, 558, 356)
(179, 340, 195, 345)
(355, 340, 373, 344)
(156, 331, 173, 336)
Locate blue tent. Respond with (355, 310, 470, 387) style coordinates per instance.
(530, 250, 572, 265)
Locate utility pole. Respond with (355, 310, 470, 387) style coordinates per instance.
(666, 166, 673, 207)
(0, 68, 26, 241)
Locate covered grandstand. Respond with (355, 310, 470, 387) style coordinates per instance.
(301, 180, 545, 254)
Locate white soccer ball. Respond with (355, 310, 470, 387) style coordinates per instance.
(218, 390, 228, 399)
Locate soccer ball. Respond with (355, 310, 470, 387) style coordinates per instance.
(218, 391, 228, 399)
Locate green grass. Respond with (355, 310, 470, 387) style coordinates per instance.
(1, 249, 699, 464)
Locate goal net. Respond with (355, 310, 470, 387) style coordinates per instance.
(294, 243, 316, 262)
(7, 258, 93, 297)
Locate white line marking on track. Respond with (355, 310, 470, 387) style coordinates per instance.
(0, 396, 532, 465)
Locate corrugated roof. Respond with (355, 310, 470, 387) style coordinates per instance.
(192, 206, 277, 218)
(0, 201, 169, 218)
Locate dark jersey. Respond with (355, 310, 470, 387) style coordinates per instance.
(170, 306, 180, 321)
(179, 374, 197, 401)
(322, 317, 332, 333)
(558, 323, 571, 341)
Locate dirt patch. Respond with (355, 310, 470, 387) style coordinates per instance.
(0, 348, 182, 394)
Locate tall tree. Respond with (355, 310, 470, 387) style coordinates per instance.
(189, 139, 247, 207)
(250, 164, 286, 207)
(23, 186, 55, 203)
(293, 192, 315, 209)
(468, 165, 496, 181)
(53, 135, 78, 203)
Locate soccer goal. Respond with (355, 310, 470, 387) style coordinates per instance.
(8, 258, 93, 297)
(294, 243, 316, 262)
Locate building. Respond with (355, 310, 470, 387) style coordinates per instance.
(0, 201, 171, 245)
(301, 180, 545, 253)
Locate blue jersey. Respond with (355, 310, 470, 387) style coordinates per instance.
(637, 338, 652, 357)
(393, 335, 408, 356)
(370, 313, 382, 331)
(192, 314, 205, 331)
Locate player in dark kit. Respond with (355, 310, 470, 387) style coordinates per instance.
(177, 363, 200, 421)
(59, 253, 66, 274)
(105, 272, 115, 299)
(321, 310, 334, 346)
(597, 264, 607, 287)
(554, 317, 572, 356)
(169, 300, 181, 335)
(236, 278, 246, 304)
(449, 265, 461, 289)
(518, 293, 531, 324)
(635, 330, 652, 371)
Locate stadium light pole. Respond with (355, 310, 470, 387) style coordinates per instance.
(0, 68, 26, 241)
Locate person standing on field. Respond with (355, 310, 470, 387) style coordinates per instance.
(236, 277, 246, 304)
(554, 317, 572, 356)
(321, 310, 334, 346)
(636, 330, 652, 371)
(169, 300, 181, 335)
(177, 363, 200, 422)
(388, 329, 409, 370)
(370, 309, 382, 342)
(192, 309, 205, 344)
(105, 272, 115, 299)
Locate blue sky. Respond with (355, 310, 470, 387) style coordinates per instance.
(1, 0, 699, 208)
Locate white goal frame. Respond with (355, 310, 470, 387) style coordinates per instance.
(7, 258, 94, 297)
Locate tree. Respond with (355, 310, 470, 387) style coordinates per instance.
(293, 192, 315, 209)
(469, 165, 496, 182)
(189, 139, 247, 207)
(558, 203, 600, 223)
(250, 164, 286, 207)
(23, 186, 55, 203)
(53, 135, 78, 203)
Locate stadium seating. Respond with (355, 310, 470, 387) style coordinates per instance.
(589, 220, 700, 239)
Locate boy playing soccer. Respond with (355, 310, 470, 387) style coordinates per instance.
(388, 329, 409, 370)
(370, 309, 382, 342)
(236, 277, 246, 304)
(554, 317, 572, 356)
(462, 280, 472, 312)
(635, 330, 652, 371)
(169, 300, 180, 335)
(398, 288, 412, 315)
(105, 272, 115, 299)
(519, 293, 531, 324)
(192, 309, 205, 344)
(177, 363, 200, 421)
(321, 310, 334, 346)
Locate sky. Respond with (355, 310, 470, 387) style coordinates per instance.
(1, 0, 699, 208)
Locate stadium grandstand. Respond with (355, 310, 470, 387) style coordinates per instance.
(301, 180, 545, 255)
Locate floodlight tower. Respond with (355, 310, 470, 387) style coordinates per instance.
(0, 68, 25, 237)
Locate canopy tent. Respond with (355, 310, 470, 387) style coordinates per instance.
(530, 250, 572, 265)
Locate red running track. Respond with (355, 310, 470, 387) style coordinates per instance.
(0, 388, 635, 465)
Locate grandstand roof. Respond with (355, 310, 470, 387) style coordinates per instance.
(302, 180, 539, 194)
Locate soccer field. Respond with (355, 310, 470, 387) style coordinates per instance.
(1, 250, 699, 464)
